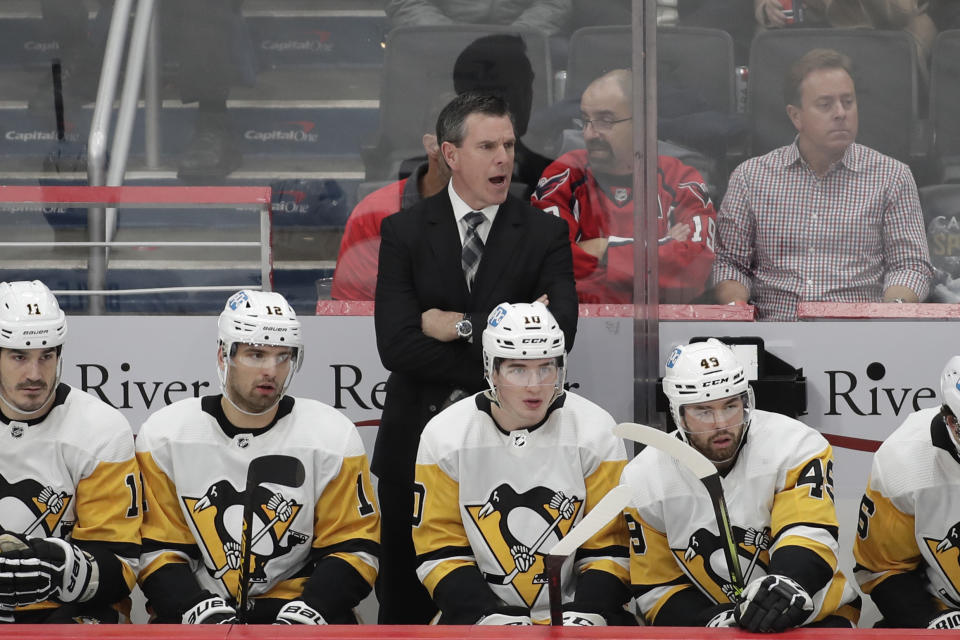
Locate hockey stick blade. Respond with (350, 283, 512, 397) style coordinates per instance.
(613, 422, 715, 479)
(613, 422, 746, 595)
(246, 455, 306, 490)
(546, 484, 632, 559)
(544, 484, 632, 626)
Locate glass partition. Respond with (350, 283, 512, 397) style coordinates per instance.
(0, 0, 956, 316)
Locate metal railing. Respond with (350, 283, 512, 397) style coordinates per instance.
(0, 186, 273, 310)
(86, 0, 164, 312)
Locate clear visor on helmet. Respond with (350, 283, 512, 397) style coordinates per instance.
(228, 344, 297, 369)
(678, 391, 751, 435)
(496, 361, 562, 387)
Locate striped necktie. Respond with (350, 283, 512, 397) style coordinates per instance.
(461, 210, 485, 291)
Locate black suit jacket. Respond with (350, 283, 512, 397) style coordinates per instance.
(372, 189, 578, 483)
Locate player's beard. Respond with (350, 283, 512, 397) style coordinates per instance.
(226, 376, 281, 415)
(1, 377, 54, 415)
(689, 424, 745, 465)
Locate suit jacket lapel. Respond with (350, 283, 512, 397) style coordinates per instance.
(425, 191, 471, 304)
(471, 196, 525, 302)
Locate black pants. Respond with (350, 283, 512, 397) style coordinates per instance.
(375, 476, 437, 624)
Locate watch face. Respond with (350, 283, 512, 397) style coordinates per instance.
(457, 319, 472, 337)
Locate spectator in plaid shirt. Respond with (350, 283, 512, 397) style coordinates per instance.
(712, 48, 932, 320)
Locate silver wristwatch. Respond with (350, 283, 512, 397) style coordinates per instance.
(455, 313, 473, 340)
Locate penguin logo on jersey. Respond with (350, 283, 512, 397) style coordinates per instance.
(922, 522, 960, 605)
(466, 484, 582, 607)
(0, 474, 71, 537)
(673, 526, 771, 602)
(182, 480, 309, 593)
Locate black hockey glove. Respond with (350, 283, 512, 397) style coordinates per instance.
(0, 533, 97, 607)
(735, 574, 813, 632)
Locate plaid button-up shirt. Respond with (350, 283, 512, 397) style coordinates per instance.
(712, 141, 932, 321)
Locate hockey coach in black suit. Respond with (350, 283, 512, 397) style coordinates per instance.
(373, 92, 578, 623)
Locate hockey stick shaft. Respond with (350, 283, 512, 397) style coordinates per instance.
(236, 456, 306, 623)
(213, 501, 293, 579)
(544, 484, 633, 626)
(614, 422, 745, 596)
(237, 498, 254, 623)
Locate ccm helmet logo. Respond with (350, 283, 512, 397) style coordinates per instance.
(703, 377, 730, 387)
(521, 338, 549, 344)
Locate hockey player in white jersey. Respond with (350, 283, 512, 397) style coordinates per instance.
(853, 355, 960, 628)
(0, 280, 141, 623)
(413, 301, 633, 626)
(621, 338, 860, 631)
(137, 289, 379, 624)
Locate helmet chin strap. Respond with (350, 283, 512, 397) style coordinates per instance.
(0, 359, 61, 419)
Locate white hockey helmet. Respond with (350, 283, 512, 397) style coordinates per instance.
(482, 301, 566, 399)
(0, 280, 67, 350)
(940, 356, 960, 418)
(218, 289, 303, 365)
(217, 290, 303, 413)
(663, 338, 753, 442)
(0, 281, 67, 416)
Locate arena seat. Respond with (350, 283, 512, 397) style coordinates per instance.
(931, 30, 960, 184)
(361, 24, 553, 182)
(565, 25, 735, 115)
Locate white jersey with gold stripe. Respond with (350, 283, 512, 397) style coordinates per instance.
(0, 383, 141, 608)
(414, 391, 629, 623)
(137, 395, 379, 605)
(853, 407, 960, 615)
(621, 409, 858, 625)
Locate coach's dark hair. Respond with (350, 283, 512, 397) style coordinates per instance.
(436, 92, 515, 147)
(785, 48, 854, 108)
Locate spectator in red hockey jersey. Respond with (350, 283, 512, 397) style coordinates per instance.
(531, 69, 717, 304)
(331, 129, 452, 300)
